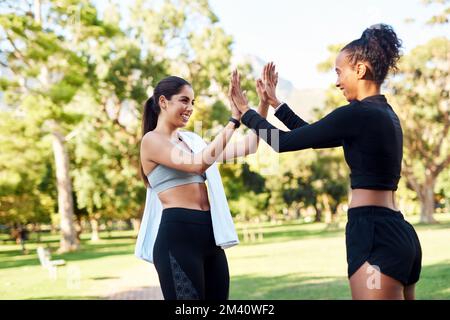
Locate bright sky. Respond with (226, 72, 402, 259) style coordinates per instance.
(209, 0, 449, 89)
(87, 0, 449, 90)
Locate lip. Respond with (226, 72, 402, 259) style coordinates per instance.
(181, 113, 191, 122)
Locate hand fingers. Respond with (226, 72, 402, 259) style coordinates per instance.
(232, 69, 237, 88)
(264, 63, 268, 83)
(270, 63, 275, 84)
(262, 64, 268, 82)
(232, 69, 238, 90)
(266, 62, 273, 84)
(256, 78, 263, 90)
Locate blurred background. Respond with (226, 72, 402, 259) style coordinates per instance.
(0, 0, 449, 300)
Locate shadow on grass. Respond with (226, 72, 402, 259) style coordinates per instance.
(0, 239, 136, 270)
(230, 273, 350, 300)
(416, 260, 450, 299)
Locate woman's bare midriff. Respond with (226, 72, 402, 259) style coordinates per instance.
(349, 189, 399, 211)
(158, 182, 211, 211)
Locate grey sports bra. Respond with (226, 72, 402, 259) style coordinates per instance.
(146, 136, 206, 194)
(147, 164, 206, 194)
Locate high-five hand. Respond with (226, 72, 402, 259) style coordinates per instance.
(230, 70, 250, 114)
(263, 62, 281, 108)
(256, 63, 271, 108)
(228, 69, 242, 120)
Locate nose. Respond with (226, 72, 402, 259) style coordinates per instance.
(335, 78, 341, 88)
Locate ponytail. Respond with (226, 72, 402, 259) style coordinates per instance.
(142, 96, 160, 135)
(140, 96, 160, 187)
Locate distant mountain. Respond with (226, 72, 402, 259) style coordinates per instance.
(234, 54, 326, 124)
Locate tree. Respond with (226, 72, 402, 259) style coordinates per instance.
(389, 37, 449, 223)
(0, 112, 55, 227)
(1, 0, 261, 240)
(0, 0, 99, 251)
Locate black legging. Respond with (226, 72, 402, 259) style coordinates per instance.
(153, 207, 229, 300)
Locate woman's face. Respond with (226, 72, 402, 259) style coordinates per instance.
(335, 50, 360, 102)
(162, 85, 195, 127)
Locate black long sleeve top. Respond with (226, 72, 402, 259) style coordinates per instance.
(241, 95, 403, 191)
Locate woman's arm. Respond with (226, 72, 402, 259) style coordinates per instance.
(240, 105, 360, 153)
(230, 70, 361, 153)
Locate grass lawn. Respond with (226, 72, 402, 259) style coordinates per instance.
(1, 213, 449, 299)
(0, 230, 143, 300)
(229, 213, 450, 299)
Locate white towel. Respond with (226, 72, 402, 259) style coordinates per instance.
(135, 131, 239, 264)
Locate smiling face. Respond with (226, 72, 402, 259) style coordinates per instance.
(160, 85, 195, 128)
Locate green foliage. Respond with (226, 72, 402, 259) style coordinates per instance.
(387, 37, 450, 218)
(0, 0, 255, 229)
(0, 112, 55, 225)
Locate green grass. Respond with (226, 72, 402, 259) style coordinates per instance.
(0, 231, 141, 300)
(229, 213, 450, 299)
(1, 214, 449, 299)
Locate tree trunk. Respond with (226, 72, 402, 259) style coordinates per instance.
(322, 195, 332, 224)
(419, 178, 437, 224)
(330, 205, 339, 224)
(313, 204, 322, 222)
(52, 130, 79, 253)
(90, 217, 100, 241)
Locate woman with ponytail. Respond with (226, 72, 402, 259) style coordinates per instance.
(138, 70, 270, 300)
(231, 24, 422, 300)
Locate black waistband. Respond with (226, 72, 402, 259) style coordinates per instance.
(347, 205, 404, 220)
(161, 207, 212, 225)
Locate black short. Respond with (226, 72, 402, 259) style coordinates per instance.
(346, 206, 422, 286)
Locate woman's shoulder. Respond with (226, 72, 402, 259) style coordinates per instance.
(141, 131, 167, 151)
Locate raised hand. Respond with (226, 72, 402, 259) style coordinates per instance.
(256, 79, 270, 109)
(228, 69, 242, 120)
(230, 69, 250, 114)
(263, 62, 281, 108)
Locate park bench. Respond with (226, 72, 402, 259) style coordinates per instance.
(36, 246, 66, 279)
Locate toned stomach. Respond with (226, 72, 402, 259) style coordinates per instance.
(158, 182, 211, 211)
(349, 189, 399, 211)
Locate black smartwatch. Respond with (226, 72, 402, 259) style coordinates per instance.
(229, 117, 241, 129)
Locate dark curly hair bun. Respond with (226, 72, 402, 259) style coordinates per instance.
(343, 23, 402, 84)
